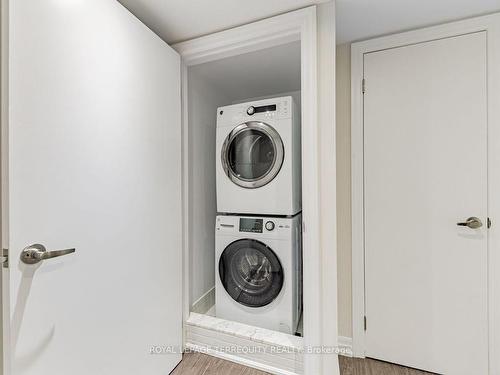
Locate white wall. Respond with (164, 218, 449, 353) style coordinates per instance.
(336, 43, 352, 339)
(187, 68, 230, 306)
(190, 41, 301, 104)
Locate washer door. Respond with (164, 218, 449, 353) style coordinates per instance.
(221, 121, 284, 189)
(219, 239, 283, 308)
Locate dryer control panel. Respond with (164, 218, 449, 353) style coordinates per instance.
(216, 96, 293, 127)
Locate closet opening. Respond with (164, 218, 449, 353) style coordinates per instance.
(184, 39, 304, 355)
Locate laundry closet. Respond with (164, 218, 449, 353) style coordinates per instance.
(166, 4, 340, 372)
(178, 33, 306, 373)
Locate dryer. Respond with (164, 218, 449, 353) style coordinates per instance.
(216, 96, 301, 216)
(215, 214, 302, 334)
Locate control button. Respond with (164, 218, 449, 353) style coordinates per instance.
(265, 221, 275, 231)
(247, 106, 255, 116)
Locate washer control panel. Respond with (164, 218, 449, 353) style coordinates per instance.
(239, 218, 263, 233)
(216, 215, 295, 239)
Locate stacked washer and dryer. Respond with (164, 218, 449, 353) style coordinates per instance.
(215, 96, 303, 335)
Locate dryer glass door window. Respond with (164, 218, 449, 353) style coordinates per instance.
(222, 122, 284, 189)
(219, 239, 283, 307)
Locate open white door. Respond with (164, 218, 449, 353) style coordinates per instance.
(3, 1, 183, 374)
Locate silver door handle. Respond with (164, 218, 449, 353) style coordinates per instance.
(20, 244, 75, 265)
(457, 217, 483, 229)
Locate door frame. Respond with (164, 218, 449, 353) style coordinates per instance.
(0, 0, 8, 372)
(351, 12, 500, 373)
(173, 5, 337, 374)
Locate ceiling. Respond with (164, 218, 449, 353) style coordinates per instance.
(118, 0, 327, 44)
(336, 0, 500, 44)
(119, 0, 500, 46)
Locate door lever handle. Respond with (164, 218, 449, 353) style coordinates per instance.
(457, 217, 483, 229)
(20, 244, 75, 265)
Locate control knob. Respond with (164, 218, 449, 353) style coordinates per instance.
(265, 221, 275, 231)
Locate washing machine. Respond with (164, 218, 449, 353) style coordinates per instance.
(215, 214, 302, 334)
(216, 96, 301, 216)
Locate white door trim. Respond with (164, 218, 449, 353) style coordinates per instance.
(0, 0, 8, 372)
(173, 6, 331, 374)
(351, 12, 500, 374)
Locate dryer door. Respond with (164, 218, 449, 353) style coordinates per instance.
(219, 239, 283, 307)
(221, 121, 284, 188)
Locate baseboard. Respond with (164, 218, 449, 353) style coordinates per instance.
(186, 309, 352, 372)
(185, 312, 303, 375)
(191, 287, 215, 314)
(338, 336, 353, 357)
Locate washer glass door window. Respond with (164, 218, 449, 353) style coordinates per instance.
(222, 121, 284, 189)
(219, 239, 283, 307)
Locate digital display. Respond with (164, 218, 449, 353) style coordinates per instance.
(239, 218, 263, 233)
(254, 104, 277, 113)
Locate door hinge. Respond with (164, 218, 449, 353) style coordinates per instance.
(488, 217, 492, 229)
(362, 78, 366, 94)
(364, 316, 367, 331)
(2, 248, 8, 268)
(302, 221, 306, 233)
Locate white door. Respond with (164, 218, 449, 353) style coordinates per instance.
(364, 32, 488, 374)
(3, 1, 183, 374)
